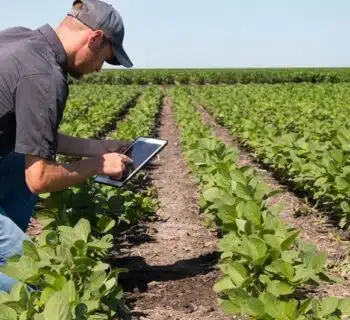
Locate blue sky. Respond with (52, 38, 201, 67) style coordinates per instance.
(1, 0, 349, 69)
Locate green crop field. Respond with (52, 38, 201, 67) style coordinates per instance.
(1, 69, 350, 319)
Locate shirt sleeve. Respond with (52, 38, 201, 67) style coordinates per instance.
(14, 74, 60, 161)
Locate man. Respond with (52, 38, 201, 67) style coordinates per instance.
(0, 0, 133, 292)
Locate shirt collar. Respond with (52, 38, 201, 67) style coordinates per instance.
(37, 24, 68, 72)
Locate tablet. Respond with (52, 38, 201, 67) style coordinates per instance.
(94, 137, 168, 187)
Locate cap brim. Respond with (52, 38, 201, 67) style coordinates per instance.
(106, 44, 133, 68)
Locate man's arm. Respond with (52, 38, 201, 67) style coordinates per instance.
(25, 153, 132, 194)
(57, 133, 131, 158)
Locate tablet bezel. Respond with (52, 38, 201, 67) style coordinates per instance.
(94, 137, 168, 187)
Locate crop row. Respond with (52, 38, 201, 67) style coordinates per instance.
(69, 68, 350, 86)
(60, 85, 141, 139)
(192, 84, 350, 228)
(169, 87, 350, 320)
(0, 86, 164, 319)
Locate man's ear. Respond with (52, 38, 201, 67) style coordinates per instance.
(89, 30, 105, 48)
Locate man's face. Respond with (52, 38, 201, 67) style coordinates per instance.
(69, 31, 115, 79)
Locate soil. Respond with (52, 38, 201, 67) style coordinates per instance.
(196, 104, 350, 299)
(110, 98, 233, 320)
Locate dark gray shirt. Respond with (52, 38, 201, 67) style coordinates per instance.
(0, 24, 69, 161)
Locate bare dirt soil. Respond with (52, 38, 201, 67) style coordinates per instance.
(196, 104, 350, 299)
(110, 99, 233, 320)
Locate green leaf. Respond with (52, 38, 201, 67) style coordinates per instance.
(59, 231, 81, 248)
(247, 297, 265, 316)
(281, 231, 300, 250)
(243, 201, 262, 226)
(0, 292, 10, 304)
(87, 314, 108, 319)
(54, 276, 66, 291)
(97, 216, 116, 234)
(0, 256, 39, 282)
(22, 240, 41, 262)
(62, 280, 76, 304)
(338, 298, 350, 315)
(219, 299, 241, 315)
(225, 262, 248, 287)
(19, 311, 29, 320)
(292, 267, 316, 283)
(213, 276, 235, 293)
(101, 276, 117, 293)
(0, 305, 17, 320)
(39, 287, 56, 307)
(299, 240, 317, 253)
(336, 177, 349, 190)
(39, 193, 51, 199)
(89, 271, 107, 292)
(330, 149, 344, 163)
(46, 232, 59, 247)
(236, 183, 253, 201)
(314, 296, 339, 317)
(73, 218, 91, 243)
(269, 201, 285, 216)
(259, 274, 271, 286)
(82, 300, 100, 313)
(9, 282, 30, 310)
(263, 234, 281, 251)
(230, 170, 247, 185)
(281, 250, 299, 263)
(36, 210, 56, 228)
(304, 252, 327, 273)
(203, 187, 222, 203)
(92, 263, 110, 272)
(74, 239, 85, 250)
(298, 298, 313, 315)
(43, 291, 72, 320)
(253, 183, 271, 201)
(265, 259, 294, 281)
(285, 299, 298, 319)
(217, 207, 236, 225)
(246, 236, 267, 263)
(266, 280, 294, 297)
(259, 293, 282, 319)
(236, 219, 250, 233)
(87, 239, 113, 250)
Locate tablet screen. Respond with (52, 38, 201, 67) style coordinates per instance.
(95, 137, 167, 187)
(119, 140, 161, 181)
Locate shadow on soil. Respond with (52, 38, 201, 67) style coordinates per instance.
(109, 251, 220, 293)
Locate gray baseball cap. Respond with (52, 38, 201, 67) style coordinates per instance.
(68, 0, 133, 68)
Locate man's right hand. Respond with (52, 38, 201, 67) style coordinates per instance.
(25, 153, 133, 195)
(98, 153, 133, 180)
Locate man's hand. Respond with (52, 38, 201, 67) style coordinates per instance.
(98, 153, 133, 180)
(25, 152, 133, 194)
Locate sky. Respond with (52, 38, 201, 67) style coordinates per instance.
(1, 0, 349, 69)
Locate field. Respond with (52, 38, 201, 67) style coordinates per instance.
(1, 69, 350, 319)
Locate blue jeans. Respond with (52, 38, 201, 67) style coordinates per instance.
(0, 152, 38, 292)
